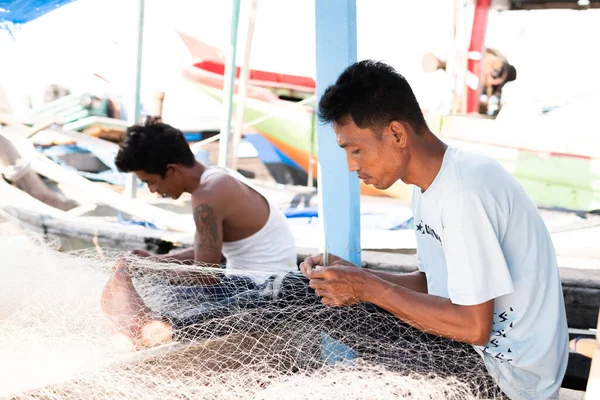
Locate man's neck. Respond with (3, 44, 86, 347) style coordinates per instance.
(404, 133, 448, 193)
(183, 161, 206, 193)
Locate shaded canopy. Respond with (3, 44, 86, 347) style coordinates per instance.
(0, 0, 76, 25)
(1, 0, 597, 27)
(494, 0, 599, 10)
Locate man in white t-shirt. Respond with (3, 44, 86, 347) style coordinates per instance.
(300, 60, 568, 399)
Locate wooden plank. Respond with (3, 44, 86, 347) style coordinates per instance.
(0, 133, 77, 211)
(585, 318, 600, 398)
(18, 148, 194, 232)
(0, 179, 192, 252)
(559, 387, 586, 400)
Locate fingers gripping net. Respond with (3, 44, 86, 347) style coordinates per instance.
(0, 218, 503, 399)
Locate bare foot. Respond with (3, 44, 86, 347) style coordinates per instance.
(101, 257, 172, 350)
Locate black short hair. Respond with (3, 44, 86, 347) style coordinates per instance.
(318, 60, 427, 135)
(115, 116, 195, 177)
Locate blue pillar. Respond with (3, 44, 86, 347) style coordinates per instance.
(315, 0, 360, 363)
(315, 0, 360, 267)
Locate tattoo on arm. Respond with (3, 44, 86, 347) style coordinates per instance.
(193, 204, 219, 251)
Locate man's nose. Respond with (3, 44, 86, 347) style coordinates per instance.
(346, 156, 359, 172)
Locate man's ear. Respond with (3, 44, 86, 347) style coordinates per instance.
(165, 164, 179, 175)
(388, 121, 408, 148)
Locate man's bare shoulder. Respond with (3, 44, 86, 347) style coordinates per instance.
(191, 170, 240, 210)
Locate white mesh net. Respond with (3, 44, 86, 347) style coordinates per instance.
(0, 216, 505, 399)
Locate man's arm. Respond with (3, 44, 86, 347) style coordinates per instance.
(300, 253, 428, 294)
(361, 272, 493, 345)
(153, 248, 196, 262)
(128, 248, 218, 284)
(130, 248, 196, 263)
(304, 265, 493, 346)
(192, 202, 223, 265)
(140, 200, 225, 286)
(366, 270, 428, 294)
(156, 201, 224, 286)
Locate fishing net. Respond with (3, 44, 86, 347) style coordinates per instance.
(0, 216, 504, 399)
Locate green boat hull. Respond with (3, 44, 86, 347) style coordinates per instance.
(201, 85, 317, 155)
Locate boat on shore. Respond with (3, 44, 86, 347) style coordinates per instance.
(180, 32, 600, 212)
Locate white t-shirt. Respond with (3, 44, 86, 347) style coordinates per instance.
(411, 147, 568, 399)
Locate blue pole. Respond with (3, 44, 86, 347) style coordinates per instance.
(315, 0, 360, 269)
(315, 0, 360, 363)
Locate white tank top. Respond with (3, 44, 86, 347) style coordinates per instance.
(199, 167, 297, 282)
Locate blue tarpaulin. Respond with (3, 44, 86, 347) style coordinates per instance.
(0, 0, 76, 25)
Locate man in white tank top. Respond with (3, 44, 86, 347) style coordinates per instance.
(112, 116, 297, 280)
(100, 117, 298, 348)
